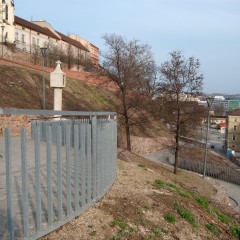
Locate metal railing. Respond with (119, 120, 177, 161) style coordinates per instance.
(0, 108, 117, 240)
(168, 152, 240, 185)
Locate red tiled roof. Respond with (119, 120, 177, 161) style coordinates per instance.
(14, 16, 61, 40)
(219, 122, 226, 128)
(56, 31, 89, 52)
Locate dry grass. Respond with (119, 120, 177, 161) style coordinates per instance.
(40, 150, 240, 240)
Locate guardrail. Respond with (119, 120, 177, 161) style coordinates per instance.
(0, 108, 117, 240)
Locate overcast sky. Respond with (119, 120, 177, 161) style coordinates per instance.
(15, 0, 240, 94)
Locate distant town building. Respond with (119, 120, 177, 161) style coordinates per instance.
(198, 96, 240, 114)
(225, 110, 240, 153)
(0, 0, 99, 67)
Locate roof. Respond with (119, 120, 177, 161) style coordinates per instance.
(219, 122, 226, 128)
(56, 31, 89, 52)
(15, 16, 60, 40)
(15, 16, 89, 52)
(228, 109, 240, 116)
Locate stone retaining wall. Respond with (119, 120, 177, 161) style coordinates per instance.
(0, 114, 33, 136)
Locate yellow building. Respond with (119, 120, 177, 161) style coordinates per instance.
(225, 114, 240, 152)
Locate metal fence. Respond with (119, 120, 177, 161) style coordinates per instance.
(168, 153, 240, 185)
(0, 109, 117, 240)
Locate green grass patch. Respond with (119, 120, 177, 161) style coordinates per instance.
(138, 163, 147, 170)
(213, 209, 231, 224)
(231, 226, 240, 238)
(139, 219, 147, 226)
(164, 213, 176, 223)
(161, 228, 170, 234)
(205, 223, 219, 235)
(173, 200, 179, 207)
(154, 179, 165, 187)
(178, 208, 197, 227)
(136, 208, 144, 215)
(111, 220, 128, 229)
(154, 179, 190, 198)
(196, 196, 210, 211)
(89, 230, 97, 236)
(152, 227, 162, 237)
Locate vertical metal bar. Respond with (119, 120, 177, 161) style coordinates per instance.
(91, 116, 97, 200)
(74, 125, 79, 211)
(66, 124, 71, 216)
(80, 124, 86, 208)
(86, 124, 92, 203)
(203, 113, 210, 178)
(21, 128, 29, 239)
(56, 124, 63, 220)
(5, 128, 14, 240)
(46, 125, 53, 226)
(34, 124, 42, 232)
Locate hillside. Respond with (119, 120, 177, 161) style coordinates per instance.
(40, 150, 240, 240)
(1, 62, 240, 239)
(0, 62, 170, 148)
(0, 64, 118, 111)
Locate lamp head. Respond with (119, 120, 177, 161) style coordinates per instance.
(40, 47, 47, 57)
(206, 97, 214, 108)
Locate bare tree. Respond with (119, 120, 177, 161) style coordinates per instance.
(158, 50, 203, 174)
(101, 33, 157, 151)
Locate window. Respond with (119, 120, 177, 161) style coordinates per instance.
(5, 4, 8, 20)
(15, 32, 18, 41)
(37, 39, 40, 45)
(234, 125, 237, 130)
(32, 37, 35, 44)
(234, 118, 237, 122)
(2, 0, 6, 3)
(21, 34, 25, 43)
(233, 135, 236, 141)
(22, 27, 25, 30)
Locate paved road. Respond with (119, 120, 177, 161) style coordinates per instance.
(143, 149, 240, 212)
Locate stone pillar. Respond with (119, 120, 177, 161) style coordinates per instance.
(50, 61, 66, 117)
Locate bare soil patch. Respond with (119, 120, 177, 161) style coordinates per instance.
(40, 150, 240, 240)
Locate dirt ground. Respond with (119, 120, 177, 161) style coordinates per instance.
(40, 150, 240, 240)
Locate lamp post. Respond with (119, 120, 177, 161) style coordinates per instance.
(203, 97, 214, 178)
(40, 47, 47, 109)
(1, 25, 5, 57)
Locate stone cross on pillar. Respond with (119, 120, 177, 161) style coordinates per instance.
(50, 61, 66, 113)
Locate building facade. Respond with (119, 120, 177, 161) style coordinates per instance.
(225, 115, 240, 152)
(0, 0, 98, 66)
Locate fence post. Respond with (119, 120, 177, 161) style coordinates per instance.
(21, 127, 29, 239)
(46, 124, 53, 227)
(91, 115, 97, 200)
(73, 124, 80, 211)
(34, 124, 42, 232)
(5, 128, 15, 240)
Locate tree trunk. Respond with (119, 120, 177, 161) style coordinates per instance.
(174, 102, 181, 174)
(174, 122, 180, 174)
(122, 90, 131, 151)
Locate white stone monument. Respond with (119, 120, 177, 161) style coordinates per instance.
(50, 61, 66, 113)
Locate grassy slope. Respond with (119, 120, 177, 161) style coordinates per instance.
(0, 65, 118, 111)
(0, 64, 169, 139)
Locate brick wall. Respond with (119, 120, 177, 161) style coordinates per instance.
(0, 114, 34, 136)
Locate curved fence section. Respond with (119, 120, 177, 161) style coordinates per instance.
(168, 152, 240, 185)
(0, 109, 117, 240)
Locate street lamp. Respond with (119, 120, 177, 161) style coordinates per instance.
(1, 25, 5, 57)
(40, 47, 47, 109)
(203, 97, 214, 178)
